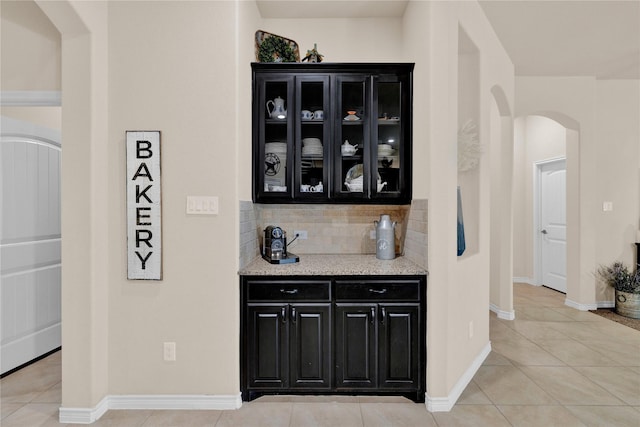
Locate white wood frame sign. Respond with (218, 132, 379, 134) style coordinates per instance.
(126, 131, 162, 280)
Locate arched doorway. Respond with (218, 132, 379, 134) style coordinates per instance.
(513, 113, 582, 308)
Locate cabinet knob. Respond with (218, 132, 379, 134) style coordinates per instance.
(280, 288, 299, 294)
(281, 306, 287, 323)
(368, 288, 387, 294)
(380, 307, 387, 324)
(291, 307, 297, 323)
(370, 306, 376, 323)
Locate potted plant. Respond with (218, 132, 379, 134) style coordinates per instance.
(596, 262, 640, 319)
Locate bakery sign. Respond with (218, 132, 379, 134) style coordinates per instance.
(126, 131, 162, 280)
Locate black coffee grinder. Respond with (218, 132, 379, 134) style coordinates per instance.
(263, 226, 299, 264)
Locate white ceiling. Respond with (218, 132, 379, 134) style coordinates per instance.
(257, 0, 640, 79)
(478, 0, 640, 79)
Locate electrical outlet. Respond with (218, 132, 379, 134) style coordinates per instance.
(468, 321, 474, 339)
(294, 230, 308, 240)
(163, 342, 176, 361)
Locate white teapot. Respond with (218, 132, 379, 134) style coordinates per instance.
(341, 140, 358, 156)
(266, 96, 287, 119)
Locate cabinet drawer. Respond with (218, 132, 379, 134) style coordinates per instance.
(246, 280, 331, 301)
(335, 280, 420, 301)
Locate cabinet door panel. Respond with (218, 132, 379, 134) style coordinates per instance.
(247, 305, 287, 389)
(379, 305, 419, 388)
(335, 304, 377, 388)
(255, 75, 294, 201)
(295, 76, 330, 200)
(334, 75, 371, 200)
(290, 304, 331, 388)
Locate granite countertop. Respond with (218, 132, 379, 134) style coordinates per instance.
(239, 254, 427, 276)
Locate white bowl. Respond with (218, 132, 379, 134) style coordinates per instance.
(302, 137, 322, 146)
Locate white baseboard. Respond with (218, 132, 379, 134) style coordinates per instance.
(58, 396, 109, 424)
(565, 298, 598, 311)
(513, 277, 536, 285)
(59, 394, 242, 424)
(426, 341, 491, 412)
(489, 304, 515, 320)
(597, 301, 615, 309)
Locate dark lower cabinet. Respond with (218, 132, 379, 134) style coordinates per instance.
(246, 303, 332, 392)
(241, 275, 425, 402)
(335, 304, 377, 388)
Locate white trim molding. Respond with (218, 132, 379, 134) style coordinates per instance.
(0, 91, 61, 106)
(58, 396, 109, 425)
(489, 304, 515, 320)
(597, 300, 615, 309)
(565, 298, 598, 311)
(426, 341, 491, 412)
(59, 394, 242, 424)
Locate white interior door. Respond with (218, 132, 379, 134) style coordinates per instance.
(1, 116, 61, 374)
(538, 159, 567, 293)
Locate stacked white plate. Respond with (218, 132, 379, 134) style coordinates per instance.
(301, 138, 323, 157)
(378, 144, 395, 157)
(264, 142, 287, 188)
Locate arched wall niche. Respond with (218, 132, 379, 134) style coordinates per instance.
(457, 25, 480, 258)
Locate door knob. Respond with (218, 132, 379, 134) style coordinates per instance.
(541, 229, 548, 234)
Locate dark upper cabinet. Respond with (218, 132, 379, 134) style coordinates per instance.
(252, 63, 414, 204)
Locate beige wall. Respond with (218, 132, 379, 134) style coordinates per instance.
(1, 0, 61, 91)
(403, 0, 514, 401)
(515, 77, 640, 306)
(594, 80, 640, 301)
(8, 0, 516, 413)
(106, 0, 245, 395)
(0, 106, 61, 131)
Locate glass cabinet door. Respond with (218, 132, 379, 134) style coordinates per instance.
(256, 76, 293, 199)
(295, 76, 329, 199)
(335, 75, 371, 199)
(374, 76, 404, 197)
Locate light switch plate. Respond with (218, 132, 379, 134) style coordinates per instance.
(186, 196, 218, 215)
(602, 201, 613, 212)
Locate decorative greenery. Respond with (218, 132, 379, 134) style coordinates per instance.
(258, 35, 297, 63)
(596, 262, 640, 293)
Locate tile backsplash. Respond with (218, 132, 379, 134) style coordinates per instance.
(255, 204, 410, 255)
(240, 200, 427, 267)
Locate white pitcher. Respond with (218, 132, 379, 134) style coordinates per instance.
(374, 214, 396, 260)
(266, 96, 287, 119)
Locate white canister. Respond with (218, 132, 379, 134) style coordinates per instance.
(375, 214, 396, 260)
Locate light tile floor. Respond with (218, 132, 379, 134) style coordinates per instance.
(2, 283, 639, 426)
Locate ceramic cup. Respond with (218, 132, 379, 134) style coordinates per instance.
(301, 110, 313, 120)
(300, 185, 310, 192)
(313, 110, 324, 120)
